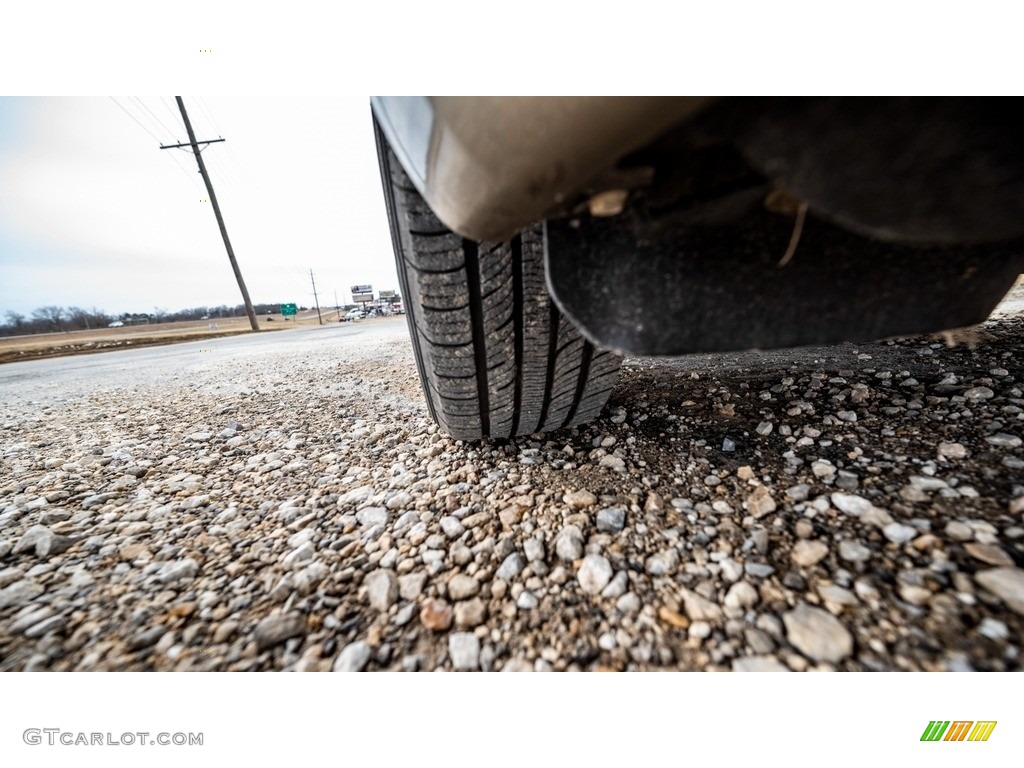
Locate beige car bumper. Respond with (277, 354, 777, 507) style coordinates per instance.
(371, 96, 708, 242)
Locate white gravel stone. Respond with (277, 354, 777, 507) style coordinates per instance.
(447, 574, 480, 601)
(398, 572, 427, 601)
(644, 549, 679, 576)
(839, 540, 872, 565)
(724, 582, 759, 609)
(883, 523, 918, 544)
(356, 507, 388, 527)
(616, 592, 641, 614)
(680, 589, 722, 622)
(333, 641, 372, 672)
(688, 621, 712, 640)
(937, 442, 967, 459)
(782, 603, 853, 663)
(577, 554, 613, 594)
(440, 516, 465, 538)
(448, 633, 481, 670)
(811, 460, 836, 478)
(523, 538, 545, 563)
(0, 580, 44, 610)
(986, 433, 1022, 448)
(791, 540, 829, 567)
(516, 591, 539, 610)
(365, 569, 398, 611)
(386, 491, 413, 510)
(944, 520, 974, 541)
(596, 507, 626, 533)
(283, 541, 314, 568)
(496, 553, 525, 581)
(153, 558, 198, 584)
(555, 525, 584, 561)
(732, 656, 789, 672)
(601, 570, 629, 599)
(720, 558, 744, 583)
(831, 493, 875, 517)
(978, 618, 1009, 641)
(13, 525, 75, 557)
(253, 612, 306, 651)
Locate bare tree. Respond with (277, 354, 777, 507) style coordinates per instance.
(67, 306, 92, 330)
(4, 310, 25, 330)
(32, 306, 65, 332)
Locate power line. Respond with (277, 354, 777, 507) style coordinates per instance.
(109, 97, 162, 144)
(132, 97, 179, 142)
(182, 97, 249, 195)
(196, 96, 225, 136)
(109, 97, 203, 192)
(159, 97, 182, 131)
(198, 96, 257, 191)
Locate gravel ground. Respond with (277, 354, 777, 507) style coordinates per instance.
(1, 293, 1023, 672)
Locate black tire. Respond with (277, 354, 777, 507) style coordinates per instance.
(375, 122, 621, 441)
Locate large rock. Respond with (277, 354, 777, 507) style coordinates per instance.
(449, 633, 480, 670)
(577, 554, 613, 594)
(333, 641, 371, 672)
(253, 612, 306, 651)
(975, 568, 1024, 615)
(783, 603, 853, 663)
(365, 569, 398, 611)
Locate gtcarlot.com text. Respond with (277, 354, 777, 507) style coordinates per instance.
(23, 729, 203, 746)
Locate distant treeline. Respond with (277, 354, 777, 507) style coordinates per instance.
(0, 304, 310, 337)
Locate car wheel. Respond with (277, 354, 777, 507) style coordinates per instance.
(375, 121, 621, 440)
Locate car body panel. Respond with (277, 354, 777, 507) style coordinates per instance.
(371, 96, 708, 242)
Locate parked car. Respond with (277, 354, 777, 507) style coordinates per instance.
(372, 96, 1024, 440)
(343, 309, 365, 322)
(107, 321, 124, 328)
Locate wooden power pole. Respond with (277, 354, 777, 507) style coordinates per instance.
(163, 97, 260, 332)
(310, 270, 323, 325)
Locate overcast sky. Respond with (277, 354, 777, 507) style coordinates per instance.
(0, 96, 397, 317)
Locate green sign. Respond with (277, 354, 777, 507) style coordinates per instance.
(281, 303, 297, 316)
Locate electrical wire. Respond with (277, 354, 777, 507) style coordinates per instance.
(109, 97, 162, 144)
(109, 97, 204, 194)
(132, 97, 179, 142)
(198, 96, 257, 191)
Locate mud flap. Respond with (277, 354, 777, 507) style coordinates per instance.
(545, 207, 1024, 357)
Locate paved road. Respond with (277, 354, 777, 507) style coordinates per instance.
(0, 318, 410, 404)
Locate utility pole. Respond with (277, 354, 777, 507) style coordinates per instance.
(310, 269, 323, 325)
(334, 289, 340, 321)
(163, 97, 260, 332)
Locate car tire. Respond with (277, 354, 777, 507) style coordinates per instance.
(375, 121, 621, 440)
